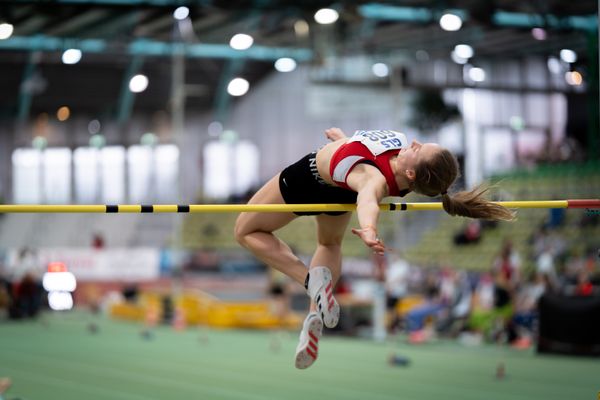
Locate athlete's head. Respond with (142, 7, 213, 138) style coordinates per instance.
(398, 140, 514, 221)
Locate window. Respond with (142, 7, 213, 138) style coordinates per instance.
(203, 140, 259, 199)
(12, 148, 42, 204)
(74, 147, 100, 204)
(100, 146, 126, 204)
(43, 148, 71, 204)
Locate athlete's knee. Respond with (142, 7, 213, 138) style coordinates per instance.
(233, 216, 250, 247)
(317, 235, 344, 250)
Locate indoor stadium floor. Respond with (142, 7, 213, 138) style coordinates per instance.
(0, 311, 597, 400)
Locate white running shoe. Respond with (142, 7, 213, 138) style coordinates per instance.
(306, 266, 340, 328)
(295, 312, 323, 369)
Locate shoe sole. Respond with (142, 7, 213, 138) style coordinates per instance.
(294, 317, 323, 369)
(315, 269, 339, 328)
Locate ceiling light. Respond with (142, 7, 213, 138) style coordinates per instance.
(560, 49, 577, 64)
(468, 67, 486, 82)
(314, 8, 339, 24)
(439, 13, 462, 31)
(451, 51, 468, 64)
(547, 57, 561, 74)
(140, 132, 158, 146)
(32, 136, 48, 150)
(454, 44, 473, 59)
(371, 63, 389, 78)
(531, 27, 547, 40)
(208, 121, 223, 137)
(57, 106, 70, 122)
(565, 71, 583, 86)
(220, 129, 238, 143)
(227, 77, 249, 96)
(294, 19, 309, 37)
(230, 33, 254, 50)
(88, 119, 101, 135)
(0, 23, 14, 40)
(129, 74, 149, 93)
(62, 48, 82, 65)
(173, 6, 189, 20)
(274, 58, 297, 72)
(89, 134, 106, 148)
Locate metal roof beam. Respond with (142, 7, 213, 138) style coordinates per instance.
(116, 54, 144, 123)
(492, 11, 598, 32)
(17, 52, 39, 123)
(358, 4, 598, 32)
(0, 35, 313, 61)
(3, 0, 211, 6)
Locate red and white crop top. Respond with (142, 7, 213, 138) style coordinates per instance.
(329, 130, 408, 197)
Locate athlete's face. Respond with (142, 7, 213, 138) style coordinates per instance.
(396, 140, 440, 177)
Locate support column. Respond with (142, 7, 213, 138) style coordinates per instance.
(587, 30, 599, 159)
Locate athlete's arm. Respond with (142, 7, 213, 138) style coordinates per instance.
(345, 164, 388, 255)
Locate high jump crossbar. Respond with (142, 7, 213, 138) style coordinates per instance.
(0, 199, 598, 213)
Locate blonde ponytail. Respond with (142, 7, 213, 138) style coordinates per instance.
(441, 185, 515, 221)
(413, 147, 515, 221)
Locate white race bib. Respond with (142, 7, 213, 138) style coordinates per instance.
(348, 130, 408, 155)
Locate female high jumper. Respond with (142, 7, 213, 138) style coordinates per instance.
(235, 127, 514, 369)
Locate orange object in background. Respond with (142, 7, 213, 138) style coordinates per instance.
(47, 262, 67, 273)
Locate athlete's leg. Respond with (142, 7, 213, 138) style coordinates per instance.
(311, 212, 352, 284)
(296, 213, 352, 368)
(234, 173, 308, 285)
(305, 212, 351, 326)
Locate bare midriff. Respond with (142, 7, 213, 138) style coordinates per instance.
(315, 138, 348, 186)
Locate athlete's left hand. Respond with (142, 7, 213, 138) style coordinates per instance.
(325, 127, 347, 141)
(351, 226, 386, 255)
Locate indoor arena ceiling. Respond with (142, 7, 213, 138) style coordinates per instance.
(0, 0, 597, 117)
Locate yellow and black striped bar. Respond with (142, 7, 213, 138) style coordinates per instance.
(0, 199, 598, 213)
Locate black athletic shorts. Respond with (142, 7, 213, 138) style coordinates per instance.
(279, 152, 358, 216)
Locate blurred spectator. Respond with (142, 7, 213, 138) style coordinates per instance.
(530, 225, 548, 259)
(0, 267, 9, 317)
(8, 272, 43, 319)
(405, 268, 445, 336)
(536, 244, 559, 288)
(453, 220, 481, 246)
(574, 269, 594, 296)
(91, 232, 105, 249)
(14, 247, 42, 282)
(473, 272, 495, 311)
(468, 267, 514, 343)
(385, 253, 410, 332)
(492, 239, 522, 289)
(122, 285, 139, 303)
(544, 200, 565, 230)
(510, 271, 548, 348)
(0, 285, 8, 315)
(436, 269, 472, 336)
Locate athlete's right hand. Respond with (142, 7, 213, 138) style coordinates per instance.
(325, 127, 347, 141)
(351, 226, 386, 255)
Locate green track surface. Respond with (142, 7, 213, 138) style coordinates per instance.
(0, 311, 598, 400)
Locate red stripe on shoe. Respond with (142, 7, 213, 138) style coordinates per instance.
(328, 299, 334, 311)
(326, 282, 332, 293)
(306, 348, 317, 359)
(308, 331, 319, 342)
(309, 341, 317, 351)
